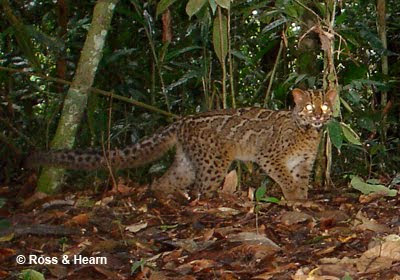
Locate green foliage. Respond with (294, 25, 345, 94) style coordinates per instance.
(156, 0, 178, 17)
(0, 219, 11, 230)
(212, 13, 228, 64)
(328, 120, 343, 150)
(0, 197, 5, 208)
(255, 182, 280, 204)
(131, 258, 147, 275)
(350, 176, 397, 197)
(186, 0, 208, 18)
(19, 269, 45, 280)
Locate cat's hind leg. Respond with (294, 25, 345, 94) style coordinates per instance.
(151, 144, 195, 199)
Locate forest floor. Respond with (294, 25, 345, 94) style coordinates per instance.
(1, 173, 400, 280)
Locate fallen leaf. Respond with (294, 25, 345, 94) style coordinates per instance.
(95, 196, 114, 206)
(0, 232, 14, 242)
(176, 259, 217, 274)
(217, 207, 240, 215)
(46, 264, 68, 279)
(280, 211, 313, 226)
(22, 191, 48, 208)
(227, 232, 281, 249)
(126, 222, 148, 233)
(353, 210, 390, 233)
(0, 248, 16, 263)
(222, 170, 238, 194)
(68, 213, 89, 226)
(357, 240, 400, 273)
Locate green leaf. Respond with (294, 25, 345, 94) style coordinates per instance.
(166, 70, 201, 91)
(212, 13, 228, 64)
(156, 0, 178, 17)
(255, 185, 267, 202)
(19, 269, 45, 280)
(357, 116, 375, 132)
(231, 50, 251, 63)
(209, 0, 217, 14)
(0, 219, 11, 230)
(294, 74, 307, 85)
(165, 46, 203, 61)
(342, 272, 353, 280)
(327, 120, 343, 150)
(261, 17, 287, 33)
(0, 197, 5, 208)
(131, 259, 146, 274)
(215, 0, 230, 9)
(186, 0, 208, 18)
(340, 97, 353, 113)
(160, 224, 178, 231)
(340, 122, 362, 145)
(350, 176, 397, 197)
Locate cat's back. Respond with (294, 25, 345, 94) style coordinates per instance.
(174, 107, 295, 143)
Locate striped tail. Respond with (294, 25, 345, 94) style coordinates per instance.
(25, 123, 178, 170)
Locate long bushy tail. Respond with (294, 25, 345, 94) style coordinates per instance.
(25, 123, 178, 170)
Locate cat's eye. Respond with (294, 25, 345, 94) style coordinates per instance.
(305, 104, 313, 111)
(321, 104, 329, 111)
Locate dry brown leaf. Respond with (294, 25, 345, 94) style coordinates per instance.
(63, 239, 91, 256)
(116, 182, 133, 194)
(69, 213, 89, 225)
(176, 259, 217, 274)
(93, 265, 123, 279)
(228, 244, 277, 261)
(0, 248, 16, 263)
(95, 195, 114, 206)
(353, 210, 390, 233)
(46, 264, 68, 279)
(126, 222, 148, 233)
(280, 211, 313, 226)
(359, 191, 387, 203)
(293, 267, 341, 280)
(357, 240, 400, 273)
(202, 228, 214, 241)
(0, 270, 8, 278)
(227, 232, 281, 249)
(22, 191, 48, 208)
(222, 170, 238, 194)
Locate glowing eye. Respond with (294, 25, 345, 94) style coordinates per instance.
(306, 104, 313, 111)
(321, 104, 329, 111)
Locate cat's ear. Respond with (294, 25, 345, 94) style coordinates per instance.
(292, 88, 307, 105)
(326, 88, 337, 105)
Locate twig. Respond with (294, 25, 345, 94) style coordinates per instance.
(0, 116, 35, 146)
(264, 39, 283, 107)
(218, 6, 227, 109)
(227, 7, 236, 108)
(106, 92, 117, 188)
(293, 0, 323, 22)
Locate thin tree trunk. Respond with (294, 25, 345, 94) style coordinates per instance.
(377, 0, 388, 140)
(36, 0, 119, 194)
(56, 0, 68, 92)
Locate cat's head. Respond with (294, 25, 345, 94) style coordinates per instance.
(292, 88, 337, 129)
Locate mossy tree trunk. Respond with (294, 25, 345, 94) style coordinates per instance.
(36, 0, 118, 194)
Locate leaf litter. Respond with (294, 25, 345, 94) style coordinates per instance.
(0, 178, 399, 279)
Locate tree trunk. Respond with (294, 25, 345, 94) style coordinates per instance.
(36, 0, 119, 194)
(377, 0, 388, 140)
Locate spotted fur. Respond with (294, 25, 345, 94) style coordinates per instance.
(27, 88, 337, 200)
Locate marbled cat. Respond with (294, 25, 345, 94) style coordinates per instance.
(27, 88, 337, 200)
